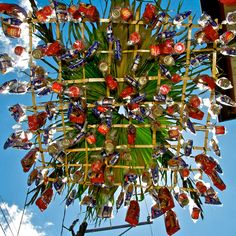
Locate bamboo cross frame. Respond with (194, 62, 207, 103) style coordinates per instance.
(28, 14, 218, 190)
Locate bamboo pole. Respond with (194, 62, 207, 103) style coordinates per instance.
(28, 13, 45, 167)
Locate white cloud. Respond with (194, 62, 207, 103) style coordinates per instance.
(0, 202, 46, 236)
(44, 222, 54, 227)
(0, 0, 41, 74)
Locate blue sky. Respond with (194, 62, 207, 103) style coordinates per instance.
(0, 0, 236, 235)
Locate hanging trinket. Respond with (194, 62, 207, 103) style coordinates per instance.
(120, 7, 133, 22)
(127, 32, 141, 46)
(210, 138, 221, 156)
(124, 183, 134, 206)
(164, 210, 180, 235)
(114, 39, 122, 61)
(216, 94, 236, 107)
(142, 3, 157, 23)
(28, 112, 47, 131)
(36, 187, 53, 212)
(105, 74, 118, 90)
(125, 200, 140, 226)
(173, 10, 191, 26)
(128, 124, 136, 145)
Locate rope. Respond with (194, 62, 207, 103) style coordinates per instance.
(0, 223, 7, 236)
(16, 188, 30, 236)
(144, 198, 154, 236)
(60, 206, 67, 236)
(0, 196, 17, 234)
(0, 205, 15, 236)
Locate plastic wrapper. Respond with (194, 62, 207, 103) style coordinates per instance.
(35, 6, 54, 22)
(151, 12, 166, 29)
(142, 3, 157, 23)
(216, 77, 233, 90)
(116, 191, 124, 210)
(9, 104, 26, 122)
(105, 74, 118, 90)
(120, 7, 133, 22)
(131, 54, 141, 72)
(85, 41, 100, 59)
(156, 31, 176, 39)
(78, 3, 99, 22)
(27, 169, 38, 186)
(66, 189, 77, 206)
(219, 30, 236, 45)
(4, 130, 33, 150)
(183, 139, 193, 156)
(114, 39, 122, 61)
(150, 163, 159, 184)
(128, 124, 136, 145)
(21, 148, 39, 172)
(0, 53, 13, 74)
(98, 205, 113, 218)
(165, 210, 180, 235)
(1, 18, 22, 38)
(54, 177, 65, 194)
(159, 64, 172, 80)
(173, 10, 191, 26)
(194, 74, 215, 90)
(210, 138, 221, 156)
(124, 183, 133, 206)
(0, 3, 27, 19)
(127, 32, 141, 46)
(28, 111, 47, 131)
(158, 187, 175, 213)
(222, 11, 236, 25)
(153, 195, 168, 217)
(81, 195, 96, 207)
(216, 94, 236, 107)
(190, 54, 209, 67)
(36, 187, 53, 212)
(125, 200, 140, 226)
(220, 46, 236, 57)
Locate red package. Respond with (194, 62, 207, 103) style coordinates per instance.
(125, 200, 140, 226)
(36, 188, 53, 212)
(21, 148, 39, 172)
(28, 112, 47, 131)
(165, 210, 180, 235)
